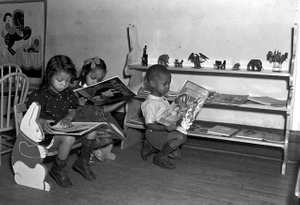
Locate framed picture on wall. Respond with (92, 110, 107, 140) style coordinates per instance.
(0, 0, 47, 84)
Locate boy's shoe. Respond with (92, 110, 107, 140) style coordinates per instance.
(141, 140, 156, 161)
(72, 158, 96, 181)
(168, 148, 181, 159)
(153, 155, 176, 170)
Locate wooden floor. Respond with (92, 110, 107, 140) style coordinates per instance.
(0, 142, 299, 205)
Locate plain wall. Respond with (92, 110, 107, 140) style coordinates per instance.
(1, 0, 300, 129)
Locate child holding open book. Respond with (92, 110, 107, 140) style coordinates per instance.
(73, 56, 126, 162)
(141, 64, 187, 170)
(27, 55, 98, 188)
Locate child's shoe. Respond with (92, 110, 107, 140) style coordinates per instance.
(153, 155, 176, 170)
(92, 144, 116, 161)
(92, 148, 105, 161)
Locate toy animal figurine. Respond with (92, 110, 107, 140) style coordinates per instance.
(174, 59, 183, 68)
(232, 62, 241, 70)
(247, 59, 263, 71)
(158, 54, 169, 67)
(12, 102, 51, 191)
(142, 45, 148, 66)
(188, 53, 209, 68)
(215, 60, 226, 70)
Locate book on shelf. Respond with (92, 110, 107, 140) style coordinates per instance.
(205, 92, 249, 105)
(235, 129, 264, 141)
(247, 96, 286, 107)
(207, 125, 239, 137)
(235, 129, 284, 143)
(51, 122, 125, 139)
(74, 76, 136, 106)
(157, 80, 210, 134)
(188, 123, 208, 134)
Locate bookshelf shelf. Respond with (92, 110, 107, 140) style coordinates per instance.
(122, 24, 298, 175)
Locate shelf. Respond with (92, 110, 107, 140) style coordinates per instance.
(125, 118, 284, 149)
(134, 94, 288, 112)
(129, 64, 291, 78)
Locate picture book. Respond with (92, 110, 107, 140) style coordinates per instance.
(235, 129, 264, 141)
(157, 80, 210, 134)
(247, 96, 286, 107)
(207, 125, 239, 137)
(206, 92, 249, 105)
(74, 76, 136, 106)
(51, 122, 125, 139)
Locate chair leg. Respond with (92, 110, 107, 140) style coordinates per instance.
(0, 135, 2, 166)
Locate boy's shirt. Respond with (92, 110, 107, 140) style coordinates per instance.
(141, 94, 170, 125)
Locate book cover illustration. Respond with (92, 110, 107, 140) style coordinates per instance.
(74, 76, 136, 106)
(247, 96, 286, 107)
(206, 92, 249, 105)
(207, 125, 239, 137)
(51, 122, 125, 139)
(188, 123, 208, 134)
(235, 129, 264, 141)
(51, 122, 105, 136)
(157, 80, 210, 134)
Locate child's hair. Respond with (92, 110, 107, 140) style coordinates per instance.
(77, 56, 107, 85)
(43, 55, 77, 86)
(145, 64, 169, 82)
(3, 13, 12, 22)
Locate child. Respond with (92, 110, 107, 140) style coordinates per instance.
(141, 64, 187, 170)
(26, 55, 98, 188)
(73, 56, 125, 162)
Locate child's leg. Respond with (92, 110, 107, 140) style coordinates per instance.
(150, 131, 187, 169)
(73, 131, 97, 181)
(141, 138, 158, 161)
(50, 135, 76, 188)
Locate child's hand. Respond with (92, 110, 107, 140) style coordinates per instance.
(58, 116, 73, 128)
(39, 118, 55, 134)
(167, 124, 177, 132)
(78, 97, 87, 106)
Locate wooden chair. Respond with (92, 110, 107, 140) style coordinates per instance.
(13, 103, 82, 191)
(0, 72, 29, 166)
(0, 63, 22, 78)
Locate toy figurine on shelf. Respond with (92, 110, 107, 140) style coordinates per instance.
(142, 45, 148, 66)
(188, 53, 209, 68)
(157, 54, 169, 67)
(231, 62, 241, 70)
(215, 60, 226, 70)
(247, 59, 263, 71)
(174, 59, 183, 68)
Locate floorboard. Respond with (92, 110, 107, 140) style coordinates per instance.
(0, 142, 299, 205)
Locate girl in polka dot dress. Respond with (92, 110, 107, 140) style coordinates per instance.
(27, 55, 98, 188)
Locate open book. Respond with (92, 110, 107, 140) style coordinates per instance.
(51, 122, 125, 139)
(157, 80, 210, 134)
(74, 76, 136, 106)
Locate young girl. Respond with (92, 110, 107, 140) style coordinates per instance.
(73, 56, 126, 162)
(26, 55, 98, 188)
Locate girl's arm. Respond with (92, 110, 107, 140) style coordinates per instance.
(58, 109, 77, 127)
(103, 100, 126, 113)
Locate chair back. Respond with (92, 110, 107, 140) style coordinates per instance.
(0, 63, 22, 78)
(0, 73, 29, 132)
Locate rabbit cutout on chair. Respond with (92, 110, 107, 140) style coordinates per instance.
(12, 102, 51, 191)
